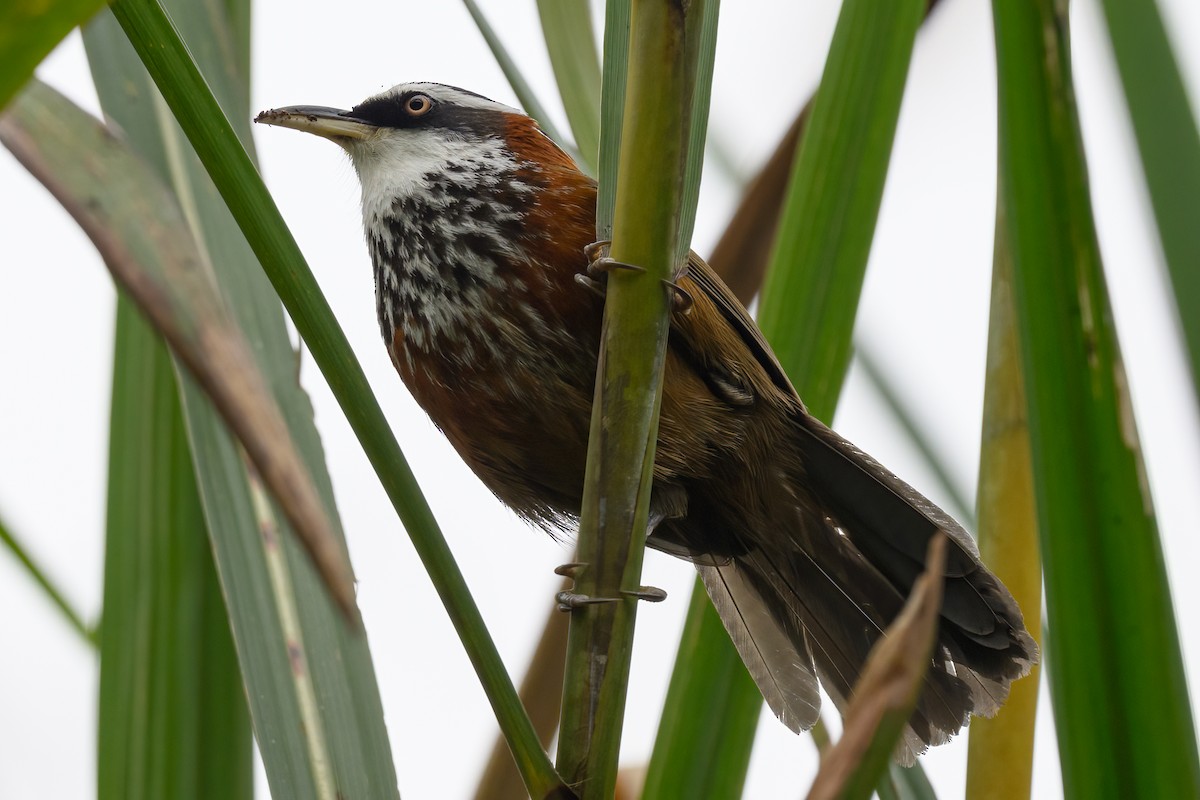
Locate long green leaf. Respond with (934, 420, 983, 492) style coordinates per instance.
(595, 0, 630, 242)
(642, 584, 760, 799)
(99, 301, 252, 800)
(992, 0, 1200, 794)
(536, 0, 601, 172)
(473, 581, 572, 800)
(81, 7, 399, 797)
(1097, 0, 1200, 400)
(758, 0, 924, 410)
(104, 0, 564, 795)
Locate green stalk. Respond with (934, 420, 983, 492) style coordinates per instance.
(965, 206, 1041, 800)
(992, 0, 1200, 794)
(555, 2, 708, 796)
(105, 0, 562, 794)
(1097, 0, 1200, 399)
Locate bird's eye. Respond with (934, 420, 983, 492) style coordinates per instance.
(405, 94, 433, 116)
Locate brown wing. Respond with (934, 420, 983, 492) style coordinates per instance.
(676, 253, 800, 402)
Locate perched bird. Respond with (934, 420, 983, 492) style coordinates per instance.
(256, 82, 1037, 763)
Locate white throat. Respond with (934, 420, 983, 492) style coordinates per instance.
(347, 129, 534, 358)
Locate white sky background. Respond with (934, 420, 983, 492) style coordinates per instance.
(2, 0, 1199, 797)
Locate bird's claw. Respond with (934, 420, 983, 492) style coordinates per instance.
(556, 591, 619, 611)
(623, 586, 668, 603)
(574, 272, 607, 299)
(663, 279, 694, 314)
(583, 240, 609, 263)
(584, 240, 646, 277)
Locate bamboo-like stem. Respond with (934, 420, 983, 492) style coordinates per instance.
(555, 1, 706, 796)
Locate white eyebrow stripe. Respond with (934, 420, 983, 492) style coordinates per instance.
(365, 82, 522, 116)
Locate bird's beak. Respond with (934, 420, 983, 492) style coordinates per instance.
(254, 105, 376, 141)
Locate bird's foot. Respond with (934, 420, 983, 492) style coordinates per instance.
(584, 240, 646, 278)
(581, 241, 693, 314)
(554, 562, 667, 610)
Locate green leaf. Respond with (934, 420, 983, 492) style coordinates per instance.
(473, 587, 571, 800)
(81, 5, 399, 796)
(1097, 0, 1200, 400)
(536, 0, 601, 172)
(992, 0, 1200, 794)
(595, 0, 630, 241)
(877, 762, 937, 800)
(673, 0, 720, 266)
(758, 0, 924, 415)
(98, 300, 252, 800)
(642, 582, 760, 800)
(0, 0, 106, 110)
(103, 0, 563, 795)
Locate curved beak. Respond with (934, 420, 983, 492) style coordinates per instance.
(254, 105, 376, 141)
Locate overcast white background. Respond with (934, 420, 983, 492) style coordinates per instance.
(2, 0, 1198, 797)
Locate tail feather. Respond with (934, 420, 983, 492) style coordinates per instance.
(679, 511, 981, 764)
(791, 414, 1039, 687)
(696, 558, 821, 732)
(652, 412, 1038, 763)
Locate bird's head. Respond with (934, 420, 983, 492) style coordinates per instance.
(255, 82, 584, 221)
(255, 83, 598, 352)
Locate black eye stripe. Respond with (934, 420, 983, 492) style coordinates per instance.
(348, 91, 509, 137)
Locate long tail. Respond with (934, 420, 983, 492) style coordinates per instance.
(658, 413, 1039, 764)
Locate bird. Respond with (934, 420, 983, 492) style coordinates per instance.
(256, 82, 1038, 763)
